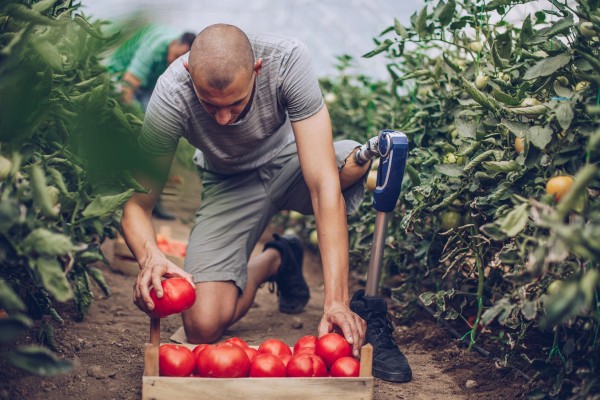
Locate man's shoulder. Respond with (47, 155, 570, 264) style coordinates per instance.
(153, 54, 193, 103)
(249, 33, 308, 58)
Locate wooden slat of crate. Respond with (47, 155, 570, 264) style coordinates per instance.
(142, 343, 374, 400)
(142, 376, 373, 400)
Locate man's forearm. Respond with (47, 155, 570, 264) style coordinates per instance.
(312, 190, 350, 308)
(121, 200, 161, 266)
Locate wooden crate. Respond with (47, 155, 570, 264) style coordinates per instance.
(142, 330, 374, 400)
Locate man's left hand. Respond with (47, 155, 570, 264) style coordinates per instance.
(318, 301, 366, 358)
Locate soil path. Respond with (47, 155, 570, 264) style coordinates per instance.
(0, 163, 526, 399)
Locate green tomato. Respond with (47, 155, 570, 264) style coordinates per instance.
(309, 230, 318, 246)
(475, 75, 489, 90)
(440, 211, 462, 231)
(546, 280, 564, 296)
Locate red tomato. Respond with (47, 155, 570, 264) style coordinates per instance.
(315, 333, 352, 368)
(243, 347, 259, 363)
(197, 342, 251, 378)
(330, 356, 360, 377)
(249, 353, 287, 378)
(293, 335, 318, 354)
(159, 344, 195, 377)
(294, 347, 316, 356)
(225, 337, 249, 349)
(258, 339, 292, 357)
(286, 354, 327, 377)
(149, 277, 196, 318)
(279, 354, 292, 367)
(192, 344, 210, 374)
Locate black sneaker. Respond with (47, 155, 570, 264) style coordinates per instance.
(350, 289, 412, 382)
(264, 233, 310, 314)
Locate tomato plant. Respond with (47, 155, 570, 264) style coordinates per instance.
(149, 277, 196, 318)
(159, 344, 195, 377)
(330, 357, 360, 377)
(286, 354, 328, 378)
(258, 339, 292, 357)
(249, 353, 287, 378)
(197, 342, 251, 378)
(315, 333, 352, 368)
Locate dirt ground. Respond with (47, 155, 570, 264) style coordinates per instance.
(0, 163, 528, 400)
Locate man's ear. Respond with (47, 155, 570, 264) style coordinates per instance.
(254, 58, 263, 75)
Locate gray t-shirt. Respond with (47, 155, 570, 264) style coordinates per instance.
(139, 34, 324, 174)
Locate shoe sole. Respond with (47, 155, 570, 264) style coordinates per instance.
(372, 367, 412, 383)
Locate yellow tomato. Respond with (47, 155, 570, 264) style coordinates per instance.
(515, 137, 525, 154)
(546, 176, 574, 201)
(366, 170, 378, 191)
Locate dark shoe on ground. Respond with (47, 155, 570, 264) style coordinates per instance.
(264, 233, 310, 314)
(350, 289, 412, 383)
(152, 201, 176, 220)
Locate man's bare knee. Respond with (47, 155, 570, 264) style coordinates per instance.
(183, 313, 228, 344)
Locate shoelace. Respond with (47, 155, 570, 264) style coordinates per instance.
(366, 312, 397, 349)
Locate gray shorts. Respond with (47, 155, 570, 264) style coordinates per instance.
(184, 140, 366, 291)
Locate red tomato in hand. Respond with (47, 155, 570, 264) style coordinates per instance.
(249, 353, 287, 377)
(197, 342, 251, 378)
(330, 356, 360, 377)
(258, 339, 292, 357)
(279, 354, 292, 367)
(286, 354, 327, 377)
(149, 277, 196, 318)
(159, 344, 195, 377)
(315, 333, 352, 368)
(225, 337, 249, 349)
(243, 347, 259, 363)
(293, 335, 318, 354)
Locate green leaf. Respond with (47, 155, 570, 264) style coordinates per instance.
(523, 53, 571, 81)
(438, 0, 456, 27)
(419, 292, 435, 306)
(415, 6, 428, 38)
(363, 39, 394, 58)
(443, 53, 462, 73)
(526, 16, 575, 45)
(554, 102, 574, 130)
(519, 15, 534, 47)
(495, 31, 513, 60)
(393, 18, 408, 38)
(499, 203, 530, 237)
(33, 257, 73, 302)
(455, 116, 477, 139)
(0, 315, 32, 344)
(5, 345, 73, 376)
(434, 164, 464, 177)
(81, 189, 134, 219)
(482, 160, 520, 172)
(22, 228, 77, 257)
(526, 125, 553, 150)
(88, 267, 111, 297)
(32, 40, 63, 71)
(0, 278, 26, 312)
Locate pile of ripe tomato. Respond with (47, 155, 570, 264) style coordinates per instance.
(159, 333, 360, 378)
(156, 234, 187, 258)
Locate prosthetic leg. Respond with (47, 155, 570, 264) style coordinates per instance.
(350, 130, 412, 382)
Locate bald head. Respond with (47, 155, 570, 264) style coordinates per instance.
(189, 24, 255, 90)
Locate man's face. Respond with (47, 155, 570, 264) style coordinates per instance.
(192, 71, 255, 126)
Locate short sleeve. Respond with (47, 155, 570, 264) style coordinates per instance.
(278, 40, 324, 122)
(138, 76, 183, 155)
(126, 34, 166, 86)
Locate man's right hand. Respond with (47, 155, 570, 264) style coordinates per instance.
(133, 249, 194, 317)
